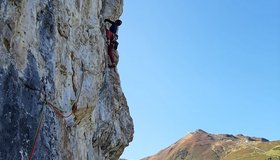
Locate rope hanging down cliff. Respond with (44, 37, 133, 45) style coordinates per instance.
(28, 62, 85, 160)
(28, 106, 45, 160)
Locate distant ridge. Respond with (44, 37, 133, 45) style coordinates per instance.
(142, 129, 280, 160)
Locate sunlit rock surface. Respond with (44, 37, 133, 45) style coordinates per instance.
(0, 0, 133, 159)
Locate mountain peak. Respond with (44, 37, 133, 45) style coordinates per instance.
(194, 129, 208, 134)
(143, 130, 280, 160)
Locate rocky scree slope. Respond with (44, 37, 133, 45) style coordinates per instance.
(143, 129, 280, 160)
(0, 0, 133, 160)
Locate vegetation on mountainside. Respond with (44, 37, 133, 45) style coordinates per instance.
(220, 141, 280, 160)
(144, 130, 280, 160)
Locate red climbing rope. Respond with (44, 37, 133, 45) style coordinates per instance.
(46, 101, 73, 118)
(28, 102, 73, 160)
(28, 108, 45, 160)
(28, 65, 83, 159)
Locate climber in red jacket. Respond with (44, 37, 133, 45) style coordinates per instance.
(104, 19, 122, 68)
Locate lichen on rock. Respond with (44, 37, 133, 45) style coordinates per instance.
(0, 0, 133, 159)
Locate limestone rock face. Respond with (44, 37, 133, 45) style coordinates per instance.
(0, 0, 133, 159)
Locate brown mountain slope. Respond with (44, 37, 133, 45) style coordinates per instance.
(143, 129, 280, 160)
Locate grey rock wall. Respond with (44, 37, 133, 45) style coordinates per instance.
(0, 0, 133, 159)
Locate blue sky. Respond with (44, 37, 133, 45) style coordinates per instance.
(117, 0, 280, 159)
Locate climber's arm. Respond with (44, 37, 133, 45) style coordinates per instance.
(104, 19, 114, 24)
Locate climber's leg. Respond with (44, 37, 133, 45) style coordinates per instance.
(108, 44, 115, 68)
(106, 30, 113, 44)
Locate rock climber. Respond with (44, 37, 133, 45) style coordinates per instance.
(104, 19, 122, 42)
(104, 19, 122, 68)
